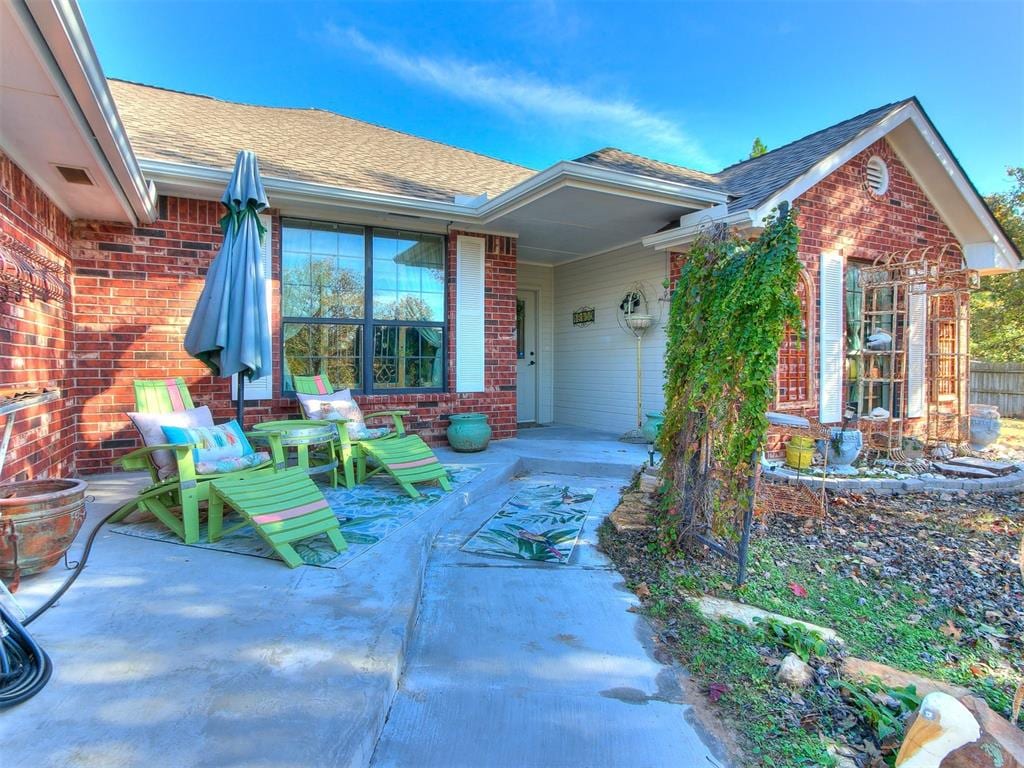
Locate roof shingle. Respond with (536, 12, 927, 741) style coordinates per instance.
(109, 79, 536, 203)
(574, 99, 913, 211)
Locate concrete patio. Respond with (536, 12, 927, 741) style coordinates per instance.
(1, 427, 726, 768)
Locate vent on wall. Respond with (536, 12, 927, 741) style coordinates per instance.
(865, 156, 889, 196)
(54, 165, 94, 185)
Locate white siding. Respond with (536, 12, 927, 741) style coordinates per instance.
(552, 244, 670, 434)
(517, 262, 555, 424)
(819, 250, 844, 423)
(455, 236, 486, 392)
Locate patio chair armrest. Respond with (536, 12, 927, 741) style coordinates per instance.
(117, 442, 192, 468)
(117, 442, 197, 482)
(363, 410, 409, 435)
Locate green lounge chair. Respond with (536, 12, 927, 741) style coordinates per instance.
(292, 374, 450, 498)
(207, 468, 347, 568)
(109, 377, 284, 544)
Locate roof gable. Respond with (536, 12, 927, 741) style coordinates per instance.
(713, 99, 911, 210)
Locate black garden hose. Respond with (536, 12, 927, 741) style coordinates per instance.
(0, 602, 52, 709)
(0, 505, 118, 708)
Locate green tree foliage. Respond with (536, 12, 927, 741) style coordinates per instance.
(972, 167, 1024, 362)
(748, 137, 768, 158)
(659, 207, 802, 546)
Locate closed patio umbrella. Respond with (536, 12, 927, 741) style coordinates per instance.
(184, 150, 271, 427)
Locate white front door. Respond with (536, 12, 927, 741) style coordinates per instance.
(516, 290, 537, 423)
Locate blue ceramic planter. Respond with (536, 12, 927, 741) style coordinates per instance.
(641, 412, 664, 444)
(447, 413, 491, 452)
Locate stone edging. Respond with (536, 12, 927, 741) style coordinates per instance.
(763, 464, 1024, 495)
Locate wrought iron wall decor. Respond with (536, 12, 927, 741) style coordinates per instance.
(0, 231, 70, 304)
(572, 306, 595, 327)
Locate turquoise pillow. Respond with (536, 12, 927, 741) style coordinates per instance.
(161, 420, 253, 464)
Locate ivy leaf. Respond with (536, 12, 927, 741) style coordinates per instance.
(787, 582, 809, 598)
(939, 619, 963, 642)
(707, 682, 730, 702)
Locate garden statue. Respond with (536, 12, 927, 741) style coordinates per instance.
(895, 691, 1024, 768)
(895, 692, 979, 767)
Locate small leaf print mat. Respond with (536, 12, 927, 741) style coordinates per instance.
(460, 484, 595, 563)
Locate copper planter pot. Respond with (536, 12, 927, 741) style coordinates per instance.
(0, 478, 87, 590)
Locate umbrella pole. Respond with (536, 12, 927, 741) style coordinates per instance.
(236, 372, 245, 428)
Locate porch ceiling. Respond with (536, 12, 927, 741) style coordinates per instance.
(484, 185, 701, 265)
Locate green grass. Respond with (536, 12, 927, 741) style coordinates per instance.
(690, 537, 1017, 716)
(653, 590, 839, 766)
(599, 516, 1021, 767)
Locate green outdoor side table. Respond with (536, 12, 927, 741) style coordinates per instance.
(251, 419, 340, 488)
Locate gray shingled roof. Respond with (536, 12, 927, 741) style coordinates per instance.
(571, 147, 722, 191)
(575, 99, 913, 211)
(109, 79, 535, 203)
(111, 77, 914, 213)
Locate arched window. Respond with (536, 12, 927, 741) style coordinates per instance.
(776, 272, 813, 406)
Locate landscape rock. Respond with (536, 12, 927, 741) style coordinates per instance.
(777, 652, 814, 688)
(842, 657, 973, 700)
(695, 595, 845, 644)
(609, 491, 654, 532)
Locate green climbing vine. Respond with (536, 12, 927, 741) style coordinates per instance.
(657, 205, 803, 549)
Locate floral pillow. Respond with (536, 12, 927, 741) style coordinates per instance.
(128, 406, 214, 480)
(162, 420, 254, 467)
(195, 451, 270, 476)
(296, 389, 391, 441)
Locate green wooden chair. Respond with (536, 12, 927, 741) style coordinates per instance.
(109, 377, 284, 544)
(207, 468, 347, 568)
(292, 374, 450, 498)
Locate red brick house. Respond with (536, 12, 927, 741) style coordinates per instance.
(1, 0, 1018, 480)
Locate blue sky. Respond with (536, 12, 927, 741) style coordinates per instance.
(81, 0, 1023, 195)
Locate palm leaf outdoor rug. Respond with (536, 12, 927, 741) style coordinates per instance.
(110, 466, 482, 568)
(461, 484, 596, 563)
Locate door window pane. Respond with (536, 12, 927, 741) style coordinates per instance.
(283, 323, 362, 390)
(372, 230, 445, 321)
(372, 326, 444, 389)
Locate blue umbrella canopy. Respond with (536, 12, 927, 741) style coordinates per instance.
(184, 150, 270, 424)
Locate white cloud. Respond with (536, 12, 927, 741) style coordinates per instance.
(323, 24, 712, 168)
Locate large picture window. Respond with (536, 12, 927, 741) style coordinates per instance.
(282, 219, 446, 393)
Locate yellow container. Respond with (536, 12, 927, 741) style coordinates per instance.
(785, 436, 815, 470)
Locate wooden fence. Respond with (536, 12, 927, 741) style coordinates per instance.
(970, 361, 1024, 417)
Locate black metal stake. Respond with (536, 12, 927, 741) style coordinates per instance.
(735, 450, 760, 586)
(236, 372, 245, 429)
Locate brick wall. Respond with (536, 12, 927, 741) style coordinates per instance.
(71, 201, 517, 473)
(784, 137, 960, 419)
(0, 151, 76, 480)
(669, 138, 962, 450)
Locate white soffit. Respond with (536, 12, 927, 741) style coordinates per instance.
(486, 185, 706, 265)
(0, 0, 156, 223)
(886, 117, 1019, 273)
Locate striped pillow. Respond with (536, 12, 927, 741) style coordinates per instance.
(162, 420, 254, 465)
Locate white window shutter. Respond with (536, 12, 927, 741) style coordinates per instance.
(905, 285, 927, 418)
(455, 235, 486, 392)
(233, 213, 274, 401)
(819, 251, 844, 423)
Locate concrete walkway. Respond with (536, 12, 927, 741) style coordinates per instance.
(2, 427, 724, 767)
(370, 472, 725, 767)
